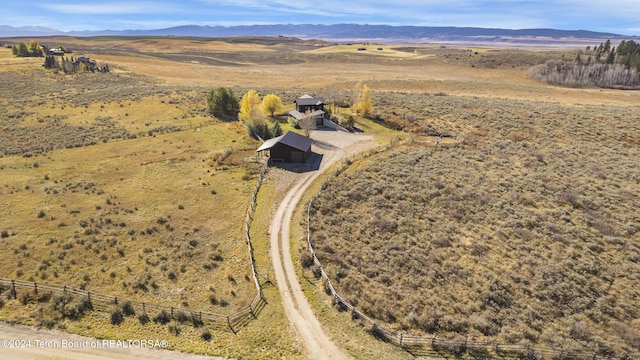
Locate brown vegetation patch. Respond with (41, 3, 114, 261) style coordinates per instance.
(310, 94, 640, 356)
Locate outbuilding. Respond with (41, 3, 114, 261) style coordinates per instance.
(256, 131, 312, 163)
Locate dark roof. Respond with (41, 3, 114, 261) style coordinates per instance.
(295, 94, 325, 107)
(256, 131, 312, 152)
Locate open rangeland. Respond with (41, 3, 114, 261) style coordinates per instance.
(0, 35, 639, 359)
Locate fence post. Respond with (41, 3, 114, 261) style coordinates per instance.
(11, 280, 16, 299)
(227, 316, 236, 335)
(171, 307, 174, 319)
(399, 333, 403, 346)
(142, 302, 146, 316)
(114, 296, 118, 306)
(87, 291, 91, 305)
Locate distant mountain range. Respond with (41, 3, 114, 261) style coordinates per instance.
(1, 24, 636, 44)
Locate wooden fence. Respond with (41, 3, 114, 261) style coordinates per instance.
(304, 138, 637, 360)
(0, 157, 269, 334)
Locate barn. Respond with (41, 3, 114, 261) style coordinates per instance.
(256, 131, 312, 163)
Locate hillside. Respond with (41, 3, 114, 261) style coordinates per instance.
(2, 24, 637, 46)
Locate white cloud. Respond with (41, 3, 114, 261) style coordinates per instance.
(41, 2, 177, 15)
(9, 0, 638, 34)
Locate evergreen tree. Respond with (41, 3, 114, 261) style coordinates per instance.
(605, 51, 615, 65)
(207, 87, 239, 121)
(13, 42, 29, 57)
(271, 120, 283, 137)
(247, 121, 271, 141)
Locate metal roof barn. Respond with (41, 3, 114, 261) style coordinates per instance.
(256, 131, 312, 163)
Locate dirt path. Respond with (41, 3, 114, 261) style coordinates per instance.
(268, 129, 376, 360)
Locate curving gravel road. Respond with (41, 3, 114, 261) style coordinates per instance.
(269, 129, 375, 360)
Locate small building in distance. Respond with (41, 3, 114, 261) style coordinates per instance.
(256, 131, 312, 163)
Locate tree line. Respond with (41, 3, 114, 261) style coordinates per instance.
(12, 40, 44, 57)
(43, 56, 110, 74)
(528, 39, 640, 88)
(580, 39, 640, 71)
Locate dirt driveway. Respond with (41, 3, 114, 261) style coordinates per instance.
(268, 127, 376, 360)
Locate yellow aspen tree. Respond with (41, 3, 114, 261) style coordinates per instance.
(261, 94, 283, 117)
(356, 84, 373, 117)
(239, 89, 262, 122)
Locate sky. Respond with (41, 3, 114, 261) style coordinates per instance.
(3, 0, 640, 36)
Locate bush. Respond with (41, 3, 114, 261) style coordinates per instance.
(18, 292, 33, 305)
(110, 309, 124, 325)
(288, 117, 301, 129)
(201, 328, 212, 341)
(153, 310, 171, 324)
(52, 294, 92, 321)
(168, 320, 181, 335)
(121, 301, 135, 316)
(138, 313, 149, 324)
(209, 294, 218, 305)
(300, 249, 314, 268)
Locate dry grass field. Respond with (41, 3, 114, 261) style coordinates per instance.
(309, 74, 640, 356)
(1, 35, 639, 359)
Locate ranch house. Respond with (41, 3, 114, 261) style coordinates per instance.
(256, 131, 312, 163)
(289, 94, 326, 126)
(294, 94, 325, 112)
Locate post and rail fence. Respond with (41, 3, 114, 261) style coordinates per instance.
(0, 155, 269, 334)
